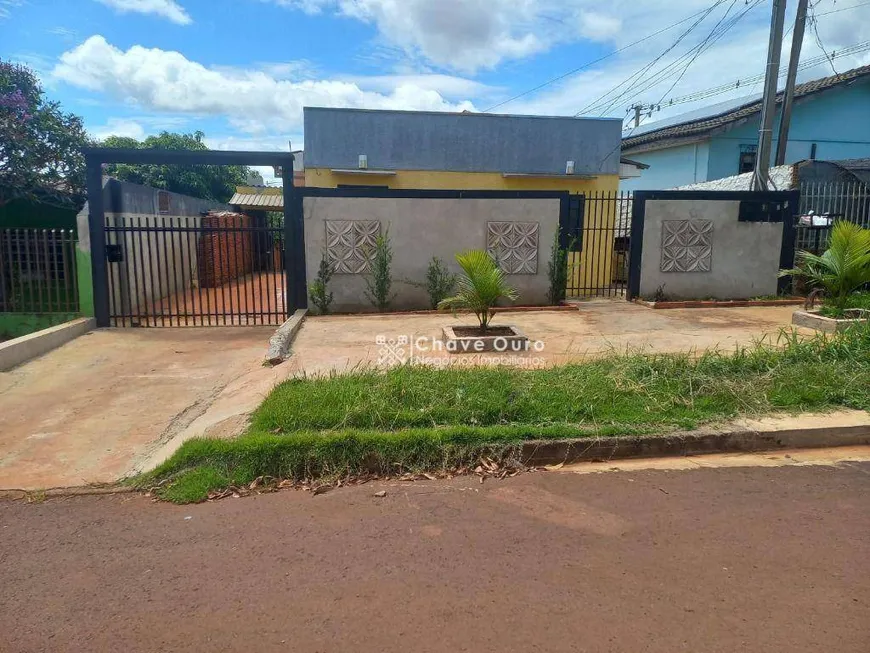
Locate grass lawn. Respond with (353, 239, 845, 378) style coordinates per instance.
(140, 325, 870, 503)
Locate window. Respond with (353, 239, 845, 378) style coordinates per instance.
(738, 144, 757, 174)
(158, 190, 171, 214)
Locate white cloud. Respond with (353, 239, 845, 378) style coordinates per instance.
(89, 117, 147, 141)
(47, 26, 78, 39)
(261, 0, 870, 118)
(264, 0, 597, 73)
(87, 115, 192, 140)
(0, 0, 24, 20)
(338, 73, 501, 99)
(94, 0, 192, 25)
(53, 36, 478, 134)
(577, 11, 622, 42)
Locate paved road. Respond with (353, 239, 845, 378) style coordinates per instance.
(2, 463, 868, 652)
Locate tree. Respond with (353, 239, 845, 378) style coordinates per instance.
(0, 59, 88, 208)
(101, 131, 253, 203)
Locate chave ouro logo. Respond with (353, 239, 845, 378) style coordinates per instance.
(376, 334, 545, 367)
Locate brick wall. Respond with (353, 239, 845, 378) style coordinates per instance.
(197, 212, 254, 288)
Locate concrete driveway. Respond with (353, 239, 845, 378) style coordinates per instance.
(0, 327, 284, 490)
(288, 301, 808, 374)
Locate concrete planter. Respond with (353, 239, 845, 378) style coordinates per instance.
(442, 325, 528, 354)
(792, 309, 870, 333)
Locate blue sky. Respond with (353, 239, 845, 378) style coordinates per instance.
(2, 0, 869, 181)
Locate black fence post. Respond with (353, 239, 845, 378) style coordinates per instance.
(777, 189, 800, 295)
(282, 159, 297, 317)
(86, 154, 110, 327)
(626, 191, 648, 300)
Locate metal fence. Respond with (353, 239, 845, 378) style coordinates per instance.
(0, 229, 79, 313)
(796, 180, 870, 253)
(104, 215, 286, 327)
(564, 190, 633, 298)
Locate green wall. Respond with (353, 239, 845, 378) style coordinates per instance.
(0, 199, 78, 232)
(76, 249, 94, 317)
(0, 313, 79, 340)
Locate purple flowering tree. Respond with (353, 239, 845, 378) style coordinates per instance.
(0, 60, 88, 208)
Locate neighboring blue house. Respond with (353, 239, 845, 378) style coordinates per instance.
(620, 65, 870, 190)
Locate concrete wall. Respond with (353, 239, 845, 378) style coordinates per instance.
(303, 195, 561, 312)
(304, 170, 621, 298)
(638, 199, 783, 300)
(304, 107, 623, 176)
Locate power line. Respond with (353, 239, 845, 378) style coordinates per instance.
(592, 1, 759, 170)
(580, 0, 763, 117)
(482, 1, 734, 113)
(575, 0, 732, 117)
(809, 0, 839, 74)
(658, 38, 870, 111)
(814, 0, 870, 16)
(653, 0, 740, 109)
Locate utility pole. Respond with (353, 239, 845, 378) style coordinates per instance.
(629, 103, 659, 128)
(775, 0, 808, 166)
(752, 0, 788, 191)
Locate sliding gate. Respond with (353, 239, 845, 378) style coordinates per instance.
(104, 214, 286, 327)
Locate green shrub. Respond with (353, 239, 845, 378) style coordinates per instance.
(547, 230, 571, 305)
(308, 252, 335, 314)
(364, 230, 395, 312)
(423, 256, 457, 309)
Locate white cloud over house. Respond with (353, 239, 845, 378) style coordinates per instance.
(94, 0, 192, 25)
(53, 36, 478, 134)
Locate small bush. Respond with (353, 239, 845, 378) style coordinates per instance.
(308, 251, 335, 314)
(364, 230, 395, 312)
(547, 230, 570, 305)
(423, 257, 457, 309)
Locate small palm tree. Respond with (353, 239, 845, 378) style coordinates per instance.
(780, 221, 870, 310)
(438, 250, 518, 331)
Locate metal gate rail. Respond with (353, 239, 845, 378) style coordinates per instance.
(104, 217, 286, 327)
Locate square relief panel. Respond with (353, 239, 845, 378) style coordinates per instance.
(325, 220, 381, 274)
(487, 221, 540, 274)
(661, 220, 713, 273)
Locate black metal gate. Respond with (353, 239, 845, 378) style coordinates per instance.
(104, 214, 286, 327)
(562, 191, 633, 298)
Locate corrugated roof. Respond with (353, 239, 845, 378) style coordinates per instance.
(229, 192, 283, 209)
(623, 65, 870, 151)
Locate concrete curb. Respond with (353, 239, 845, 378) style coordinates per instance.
(518, 422, 870, 466)
(0, 317, 95, 372)
(0, 485, 135, 501)
(634, 298, 804, 310)
(265, 309, 307, 365)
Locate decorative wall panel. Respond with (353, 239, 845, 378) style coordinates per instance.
(487, 221, 539, 274)
(660, 220, 713, 272)
(325, 220, 381, 274)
